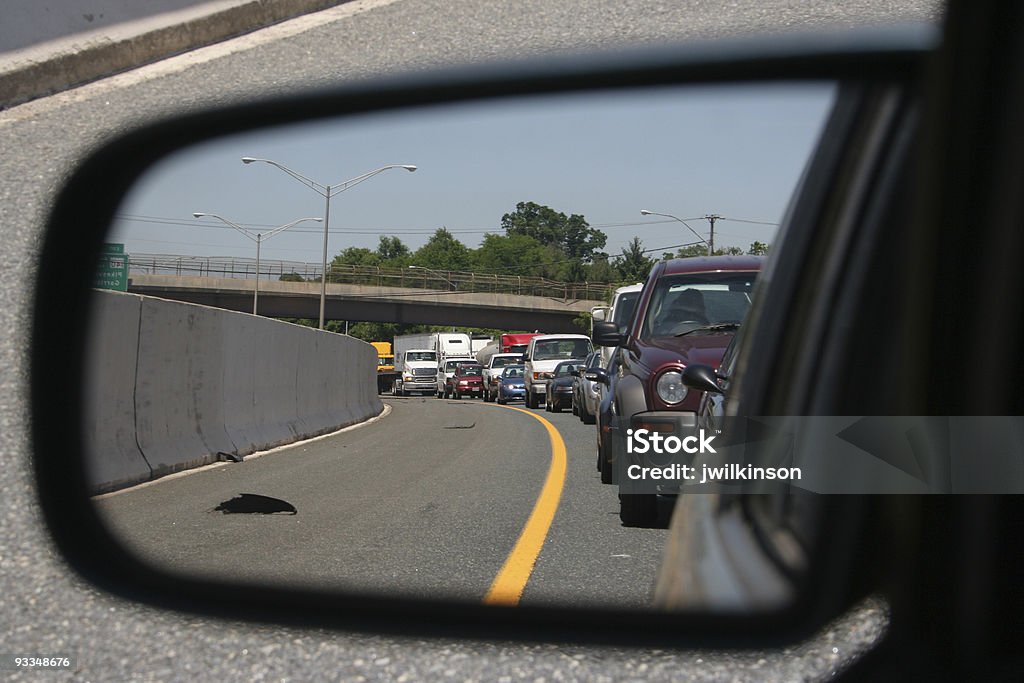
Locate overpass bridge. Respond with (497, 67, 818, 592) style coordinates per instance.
(125, 255, 610, 332)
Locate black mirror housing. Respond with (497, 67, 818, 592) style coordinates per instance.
(682, 364, 723, 395)
(30, 25, 937, 652)
(592, 321, 625, 347)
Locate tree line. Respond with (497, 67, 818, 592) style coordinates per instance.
(281, 200, 770, 286)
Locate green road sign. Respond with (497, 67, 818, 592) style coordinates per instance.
(95, 244, 129, 291)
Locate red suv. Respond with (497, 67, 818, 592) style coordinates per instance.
(447, 363, 484, 399)
(590, 255, 762, 526)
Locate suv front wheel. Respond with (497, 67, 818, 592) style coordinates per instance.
(619, 493, 657, 527)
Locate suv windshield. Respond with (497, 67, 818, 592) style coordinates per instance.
(641, 272, 758, 339)
(491, 356, 520, 368)
(532, 338, 592, 361)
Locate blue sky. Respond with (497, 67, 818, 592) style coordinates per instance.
(110, 82, 834, 268)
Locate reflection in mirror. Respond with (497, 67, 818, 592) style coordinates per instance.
(85, 83, 834, 611)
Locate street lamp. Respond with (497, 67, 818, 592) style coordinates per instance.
(242, 157, 417, 329)
(640, 209, 713, 255)
(192, 212, 322, 315)
(409, 265, 457, 291)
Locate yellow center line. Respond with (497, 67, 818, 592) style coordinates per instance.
(480, 403, 567, 607)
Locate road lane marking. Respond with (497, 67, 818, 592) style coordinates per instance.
(0, 0, 409, 126)
(480, 404, 567, 606)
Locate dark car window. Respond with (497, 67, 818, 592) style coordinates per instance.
(456, 365, 482, 376)
(612, 291, 642, 327)
(502, 366, 525, 378)
(554, 363, 578, 377)
(642, 272, 758, 338)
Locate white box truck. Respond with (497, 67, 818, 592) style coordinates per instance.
(392, 333, 439, 396)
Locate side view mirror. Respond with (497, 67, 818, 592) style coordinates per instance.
(681, 364, 723, 395)
(591, 306, 608, 323)
(29, 23, 938, 655)
(592, 321, 625, 348)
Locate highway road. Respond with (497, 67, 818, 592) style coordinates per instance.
(1, 1, 940, 680)
(96, 396, 669, 609)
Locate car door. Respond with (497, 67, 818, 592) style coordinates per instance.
(658, 2, 1024, 678)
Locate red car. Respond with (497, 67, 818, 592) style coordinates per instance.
(447, 363, 484, 399)
(590, 255, 762, 526)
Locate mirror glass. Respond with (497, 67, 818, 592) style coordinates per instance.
(85, 83, 834, 611)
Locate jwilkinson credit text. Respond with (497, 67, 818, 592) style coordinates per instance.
(626, 462, 803, 483)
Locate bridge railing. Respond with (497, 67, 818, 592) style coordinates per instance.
(128, 254, 614, 301)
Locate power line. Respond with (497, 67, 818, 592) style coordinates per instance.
(720, 216, 778, 226)
(115, 214, 500, 236)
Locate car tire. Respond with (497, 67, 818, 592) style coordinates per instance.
(551, 399, 561, 413)
(526, 392, 535, 409)
(619, 493, 657, 527)
(581, 401, 595, 425)
(600, 447, 613, 484)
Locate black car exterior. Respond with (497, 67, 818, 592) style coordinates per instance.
(544, 360, 583, 412)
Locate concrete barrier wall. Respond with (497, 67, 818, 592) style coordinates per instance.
(1, 1, 349, 109)
(84, 290, 382, 493)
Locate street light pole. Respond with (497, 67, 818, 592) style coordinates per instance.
(192, 213, 322, 315)
(242, 158, 417, 329)
(321, 187, 331, 328)
(639, 210, 711, 251)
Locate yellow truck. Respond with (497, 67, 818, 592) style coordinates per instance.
(371, 341, 398, 394)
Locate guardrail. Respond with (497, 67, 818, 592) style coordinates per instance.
(128, 253, 616, 301)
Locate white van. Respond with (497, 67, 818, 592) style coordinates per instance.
(523, 334, 593, 408)
(598, 283, 644, 365)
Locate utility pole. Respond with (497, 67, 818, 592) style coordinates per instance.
(703, 214, 720, 255)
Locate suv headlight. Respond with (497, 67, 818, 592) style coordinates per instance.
(655, 370, 687, 405)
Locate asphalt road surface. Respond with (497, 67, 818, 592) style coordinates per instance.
(1, 1, 940, 680)
(96, 397, 668, 608)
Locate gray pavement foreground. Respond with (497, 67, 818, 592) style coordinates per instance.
(0, 0, 349, 110)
